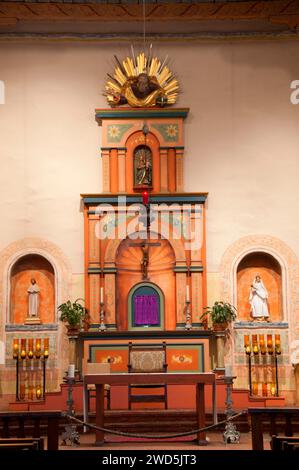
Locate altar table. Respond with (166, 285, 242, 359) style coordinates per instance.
(83, 372, 217, 446)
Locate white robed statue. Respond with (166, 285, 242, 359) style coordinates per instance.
(249, 275, 269, 321)
(27, 278, 40, 318)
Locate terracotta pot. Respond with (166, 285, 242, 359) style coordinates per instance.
(66, 325, 80, 336)
(213, 322, 228, 332)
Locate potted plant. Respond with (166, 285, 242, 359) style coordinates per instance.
(201, 301, 237, 331)
(58, 298, 87, 335)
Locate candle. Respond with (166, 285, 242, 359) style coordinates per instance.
(275, 334, 280, 346)
(275, 335, 281, 355)
(100, 287, 104, 304)
(68, 364, 75, 378)
(20, 339, 26, 360)
(259, 335, 266, 355)
(142, 191, 149, 205)
(267, 335, 273, 355)
(28, 339, 34, 359)
(262, 383, 268, 397)
(186, 285, 190, 302)
(36, 386, 42, 400)
(43, 338, 49, 359)
(225, 365, 233, 377)
(35, 338, 41, 358)
(13, 339, 19, 359)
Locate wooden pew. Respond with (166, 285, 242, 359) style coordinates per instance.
(0, 437, 44, 450)
(0, 411, 61, 450)
(248, 408, 299, 450)
(271, 435, 299, 451)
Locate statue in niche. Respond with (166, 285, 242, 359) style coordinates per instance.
(249, 275, 270, 322)
(25, 278, 41, 324)
(134, 146, 152, 187)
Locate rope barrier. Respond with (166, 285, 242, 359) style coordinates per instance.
(64, 410, 247, 440)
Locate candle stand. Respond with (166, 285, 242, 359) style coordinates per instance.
(184, 300, 192, 330)
(13, 338, 48, 401)
(99, 300, 106, 332)
(244, 334, 281, 397)
(61, 373, 80, 446)
(223, 375, 240, 444)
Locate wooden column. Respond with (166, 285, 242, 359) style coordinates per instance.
(176, 148, 184, 192)
(104, 273, 116, 328)
(160, 148, 168, 192)
(109, 148, 118, 193)
(101, 149, 110, 192)
(167, 148, 176, 193)
(118, 148, 126, 193)
(176, 272, 186, 326)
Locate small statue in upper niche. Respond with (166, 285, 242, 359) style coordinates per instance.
(134, 146, 152, 187)
(249, 275, 270, 322)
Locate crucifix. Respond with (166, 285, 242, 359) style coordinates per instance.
(128, 191, 160, 280)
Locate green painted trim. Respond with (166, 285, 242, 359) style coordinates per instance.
(103, 268, 117, 274)
(88, 268, 102, 274)
(190, 266, 204, 273)
(79, 330, 213, 340)
(128, 282, 164, 331)
(101, 147, 127, 150)
(96, 108, 189, 121)
(160, 146, 185, 151)
(83, 194, 207, 205)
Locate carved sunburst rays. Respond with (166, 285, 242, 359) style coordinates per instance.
(116, 238, 175, 273)
(104, 46, 179, 106)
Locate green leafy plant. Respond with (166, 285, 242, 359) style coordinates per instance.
(58, 298, 87, 328)
(201, 301, 237, 325)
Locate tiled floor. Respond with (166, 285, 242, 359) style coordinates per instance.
(61, 432, 269, 450)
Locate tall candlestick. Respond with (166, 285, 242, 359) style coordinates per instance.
(68, 364, 75, 379)
(186, 285, 190, 302)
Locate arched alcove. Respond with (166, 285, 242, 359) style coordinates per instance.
(237, 252, 282, 322)
(10, 254, 55, 324)
(115, 233, 175, 330)
(128, 282, 164, 330)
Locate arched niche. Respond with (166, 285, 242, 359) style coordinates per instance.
(237, 252, 282, 322)
(115, 234, 175, 330)
(128, 282, 164, 330)
(10, 254, 55, 324)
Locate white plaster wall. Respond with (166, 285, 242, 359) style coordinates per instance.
(0, 40, 298, 278)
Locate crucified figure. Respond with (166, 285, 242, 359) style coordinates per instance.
(141, 244, 149, 280)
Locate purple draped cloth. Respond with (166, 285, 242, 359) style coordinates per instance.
(134, 295, 159, 325)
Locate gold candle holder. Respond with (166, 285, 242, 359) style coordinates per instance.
(35, 339, 41, 359)
(20, 339, 27, 360)
(275, 334, 281, 355)
(259, 335, 266, 355)
(13, 339, 19, 359)
(36, 386, 42, 400)
(270, 384, 276, 396)
(28, 338, 34, 359)
(43, 338, 49, 359)
(262, 383, 268, 397)
(252, 382, 258, 396)
(267, 334, 273, 355)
